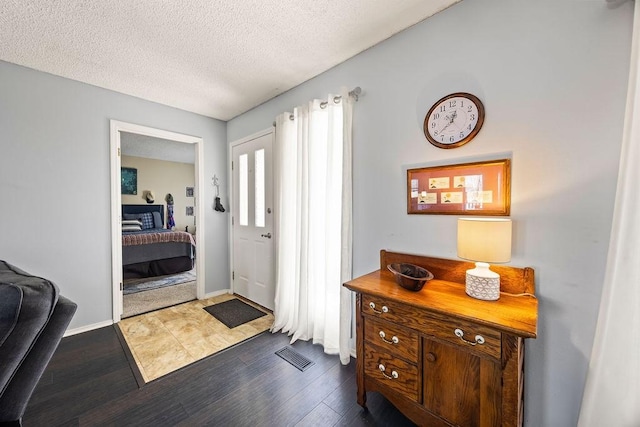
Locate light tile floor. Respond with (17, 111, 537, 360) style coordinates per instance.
(117, 294, 274, 382)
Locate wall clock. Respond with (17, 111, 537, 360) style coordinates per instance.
(423, 92, 485, 149)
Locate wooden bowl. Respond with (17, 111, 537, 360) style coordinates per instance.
(387, 263, 434, 292)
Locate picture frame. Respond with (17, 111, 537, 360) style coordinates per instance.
(407, 159, 511, 215)
(121, 167, 137, 195)
(186, 187, 194, 197)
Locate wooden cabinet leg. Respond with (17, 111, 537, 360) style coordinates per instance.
(355, 293, 367, 409)
(357, 389, 367, 408)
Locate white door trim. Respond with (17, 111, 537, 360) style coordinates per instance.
(228, 127, 274, 296)
(110, 120, 205, 322)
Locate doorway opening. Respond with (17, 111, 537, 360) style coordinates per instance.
(110, 120, 205, 322)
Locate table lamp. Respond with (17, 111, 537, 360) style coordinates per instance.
(457, 218, 512, 301)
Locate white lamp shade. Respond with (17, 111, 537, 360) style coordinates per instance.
(457, 218, 512, 263)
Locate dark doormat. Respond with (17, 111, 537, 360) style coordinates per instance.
(203, 298, 267, 328)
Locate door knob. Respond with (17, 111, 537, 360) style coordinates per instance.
(261, 233, 272, 238)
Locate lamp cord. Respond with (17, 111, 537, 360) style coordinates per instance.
(502, 292, 537, 298)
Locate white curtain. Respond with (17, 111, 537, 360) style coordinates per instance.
(578, 2, 640, 426)
(271, 89, 353, 365)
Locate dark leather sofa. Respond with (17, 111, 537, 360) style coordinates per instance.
(0, 261, 77, 426)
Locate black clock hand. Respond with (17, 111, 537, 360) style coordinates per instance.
(438, 121, 452, 134)
(438, 110, 458, 134)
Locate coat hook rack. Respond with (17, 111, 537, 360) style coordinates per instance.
(212, 175, 225, 212)
(212, 175, 220, 197)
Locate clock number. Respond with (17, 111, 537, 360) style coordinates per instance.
(439, 105, 446, 113)
(468, 124, 473, 130)
(468, 106, 473, 112)
(431, 122, 436, 128)
(433, 113, 440, 120)
(460, 132, 464, 139)
(470, 114, 476, 121)
(449, 100, 457, 108)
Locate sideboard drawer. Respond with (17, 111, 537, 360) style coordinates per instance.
(362, 294, 420, 326)
(364, 317, 419, 363)
(364, 346, 419, 402)
(362, 294, 501, 360)
(425, 316, 501, 360)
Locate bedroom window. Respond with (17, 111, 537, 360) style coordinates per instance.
(255, 149, 265, 228)
(239, 153, 248, 226)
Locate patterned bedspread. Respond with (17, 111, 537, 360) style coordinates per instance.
(122, 230, 195, 247)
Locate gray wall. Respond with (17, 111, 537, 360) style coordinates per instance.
(0, 60, 229, 329)
(228, 1, 634, 425)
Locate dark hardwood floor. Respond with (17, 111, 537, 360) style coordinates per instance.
(23, 325, 416, 426)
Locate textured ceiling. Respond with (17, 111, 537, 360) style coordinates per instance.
(0, 0, 461, 121)
(121, 132, 195, 164)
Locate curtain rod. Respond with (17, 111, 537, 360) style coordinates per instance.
(318, 86, 360, 109)
(273, 87, 362, 126)
(348, 86, 362, 101)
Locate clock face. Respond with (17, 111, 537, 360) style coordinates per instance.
(424, 92, 485, 149)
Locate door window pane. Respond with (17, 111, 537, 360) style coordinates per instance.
(255, 149, 265, 227)
(239, 153, 248, 226)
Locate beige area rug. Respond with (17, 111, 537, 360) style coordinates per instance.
(117, 294, 274, 383)
(123, 281, 197, 318)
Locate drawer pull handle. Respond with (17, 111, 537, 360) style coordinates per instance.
(369, 302, 389, 314)
(379, 330, 399, 345)
(454, 328, 485, 346)
(378, 363, 399, 380)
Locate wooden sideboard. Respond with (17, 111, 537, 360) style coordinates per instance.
(343, 250, 538, 427)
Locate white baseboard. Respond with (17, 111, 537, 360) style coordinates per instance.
(203, 288, 232, 299)
(64, 319, 113, 337)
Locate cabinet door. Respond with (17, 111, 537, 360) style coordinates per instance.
(423, 338, 502, 427)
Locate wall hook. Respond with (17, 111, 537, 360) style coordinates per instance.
(212, 175, 225, 212)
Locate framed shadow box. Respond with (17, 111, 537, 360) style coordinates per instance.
(407, 159, 510, 215)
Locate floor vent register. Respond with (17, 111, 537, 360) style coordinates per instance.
(275, 347, 315, 371)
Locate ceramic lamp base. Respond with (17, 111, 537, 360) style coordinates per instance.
(465, 262, 500, 301)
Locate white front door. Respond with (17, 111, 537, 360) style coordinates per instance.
(231, 131, 274, 310)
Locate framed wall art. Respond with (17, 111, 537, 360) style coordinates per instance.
(407, 159, 511, 215)
(121, 167, 137, 195)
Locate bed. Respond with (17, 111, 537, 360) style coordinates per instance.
(121, 204, 196, 279)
